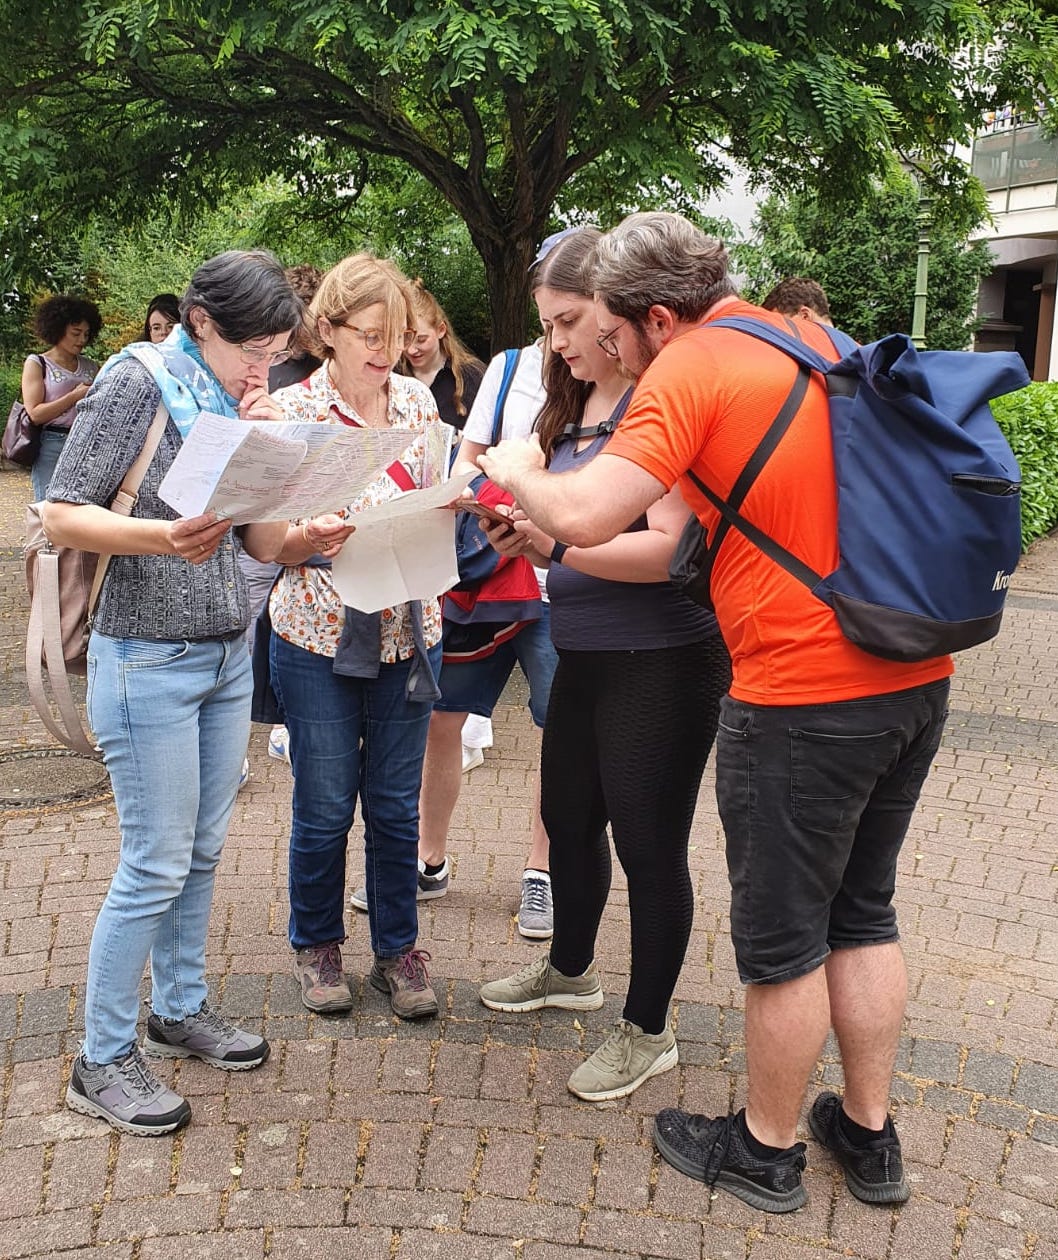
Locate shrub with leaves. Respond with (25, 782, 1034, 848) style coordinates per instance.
(992, 383, 1058, 549)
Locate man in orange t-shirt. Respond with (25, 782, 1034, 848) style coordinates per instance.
(479, 212, 951, 1216)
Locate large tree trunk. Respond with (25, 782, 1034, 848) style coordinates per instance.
(473, 230, 540, 355)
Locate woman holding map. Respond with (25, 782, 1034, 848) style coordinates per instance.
(267, 252, 449, 1024)
(42, 250, 303, 1136)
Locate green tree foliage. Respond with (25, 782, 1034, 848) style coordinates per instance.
(0, 1, 1055, 348)
(737, 177, 996, 349)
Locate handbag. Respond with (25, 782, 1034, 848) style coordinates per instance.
(2, 355, 46, 468)
(24, 401, 170, 756)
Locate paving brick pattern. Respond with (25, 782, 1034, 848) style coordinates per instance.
(1, 461, 1055, 1258)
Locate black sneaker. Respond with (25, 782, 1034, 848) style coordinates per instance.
(653, 1108, 807, 1213)
(808, 1091, 910, 1204)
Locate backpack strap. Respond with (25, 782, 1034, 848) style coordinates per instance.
(687, 366, 823, 593)
(491, 348, 523, 444)
(687, 316, 840, 596)
(26, 400, 170, 756)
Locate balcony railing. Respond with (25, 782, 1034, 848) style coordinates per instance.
(972, 122, 1058, 195)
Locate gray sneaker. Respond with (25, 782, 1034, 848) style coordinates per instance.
(293, 942, 354, 1013)
(370, 947, 439, 1020)
(517, 872, 553, 939)
(479, 955, 604, 1012)
(351, 858, 449, 912)
(144, 1002, 269, 1071)
(567, 1019, 678, 1101)
(66, 1046, 192, 1136)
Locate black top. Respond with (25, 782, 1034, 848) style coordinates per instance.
(269, 354, 323, 392)
(420, 359, 484, 430)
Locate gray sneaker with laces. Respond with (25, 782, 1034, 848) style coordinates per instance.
(567, 1018, 678, 1101)
(144, 1002, 270, 1070)
(479, 954, 604, 1012)
(66, 1046, 192, 1136)
(517, 872, 554, 939)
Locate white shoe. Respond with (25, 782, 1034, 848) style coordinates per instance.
(238, 758, 250, 791)
(461, 714, 494, 749)
(461, 745, 484, 773)
(268, 725, 291, 765)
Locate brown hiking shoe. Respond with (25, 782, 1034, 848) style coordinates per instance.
(293, 942, 354, 1013)
(369, 947, 439, 1020)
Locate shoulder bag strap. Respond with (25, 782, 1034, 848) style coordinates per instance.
(491, 348, 523, 445)
(87, 400, 170, 615)
(26, 402, 170, 756)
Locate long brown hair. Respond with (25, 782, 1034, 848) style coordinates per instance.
(405, 280, 484, 419)
(530, 227, 603, 462)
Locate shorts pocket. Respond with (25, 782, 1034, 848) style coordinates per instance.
(789, 726, 902, 830)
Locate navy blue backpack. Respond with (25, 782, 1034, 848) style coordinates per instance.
(670, 317, 1029, 662)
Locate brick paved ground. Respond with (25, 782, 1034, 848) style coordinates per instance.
(0, 458, 1055, 1259)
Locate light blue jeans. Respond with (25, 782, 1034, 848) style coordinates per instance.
(31, 428, 69, 501)
(83, 631, 252, 1064)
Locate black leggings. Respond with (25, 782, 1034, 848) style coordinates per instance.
(542, 635, 732, 1033)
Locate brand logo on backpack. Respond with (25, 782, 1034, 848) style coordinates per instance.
(992, 570, 1011, 592)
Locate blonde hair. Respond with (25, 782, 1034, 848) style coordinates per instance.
(406, 280, 484, 419)
(306, 253, 416, 361)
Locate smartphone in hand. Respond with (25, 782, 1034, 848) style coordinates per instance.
(462, 500, 514, 529)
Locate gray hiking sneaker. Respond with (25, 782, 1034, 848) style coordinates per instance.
(293, 942, 354, 1013)
(144, 1002, 269, 1070)
(567, 1018, 678, 1101)
(479, 955, 604, 1012)
(517, 872, 554, 939)
(351, 858, 449, 912)
(369, 947, 439, 1020)
(66, 1046, 192, 1136)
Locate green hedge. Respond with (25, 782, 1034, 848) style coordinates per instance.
(992, 381, 1058, 550)
(0, 360, 22, 434)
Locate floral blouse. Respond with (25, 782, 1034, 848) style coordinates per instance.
(269, 363, 450, 662)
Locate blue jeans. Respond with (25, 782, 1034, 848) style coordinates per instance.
(269, 633, 441, 956)
(84, 632, 252, 1063)
(435, 607, 558, 728)
(31, 428, 69, 501)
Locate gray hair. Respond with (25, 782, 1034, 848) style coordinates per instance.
(591, 212, 737, 322)
(181, 250, 303, 344)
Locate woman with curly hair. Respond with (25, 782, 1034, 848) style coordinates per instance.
(22, 294, 102, 499)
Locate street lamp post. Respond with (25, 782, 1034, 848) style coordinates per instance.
(911, 189, 932, 349)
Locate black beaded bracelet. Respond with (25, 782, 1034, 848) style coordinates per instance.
(550, 541, 568, 564)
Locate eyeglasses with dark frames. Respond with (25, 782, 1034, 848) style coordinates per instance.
(596, 320, 627, 357)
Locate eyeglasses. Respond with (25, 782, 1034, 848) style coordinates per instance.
(331, 321, 416, 352)
(596, 321, 627, 357)
(238, 342, 293, 367)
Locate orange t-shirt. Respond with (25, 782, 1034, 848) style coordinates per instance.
(604, 300, 954, 705)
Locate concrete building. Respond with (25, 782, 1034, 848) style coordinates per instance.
(971, 114, 1058, 379)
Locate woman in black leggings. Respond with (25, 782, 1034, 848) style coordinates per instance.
(478, 229, 730, 1100)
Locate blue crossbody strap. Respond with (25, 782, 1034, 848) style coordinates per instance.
(491, 348, 523, 445)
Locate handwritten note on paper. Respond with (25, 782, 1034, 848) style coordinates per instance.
(158, 412, 432, 525)
(329, 473, 475, 613)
